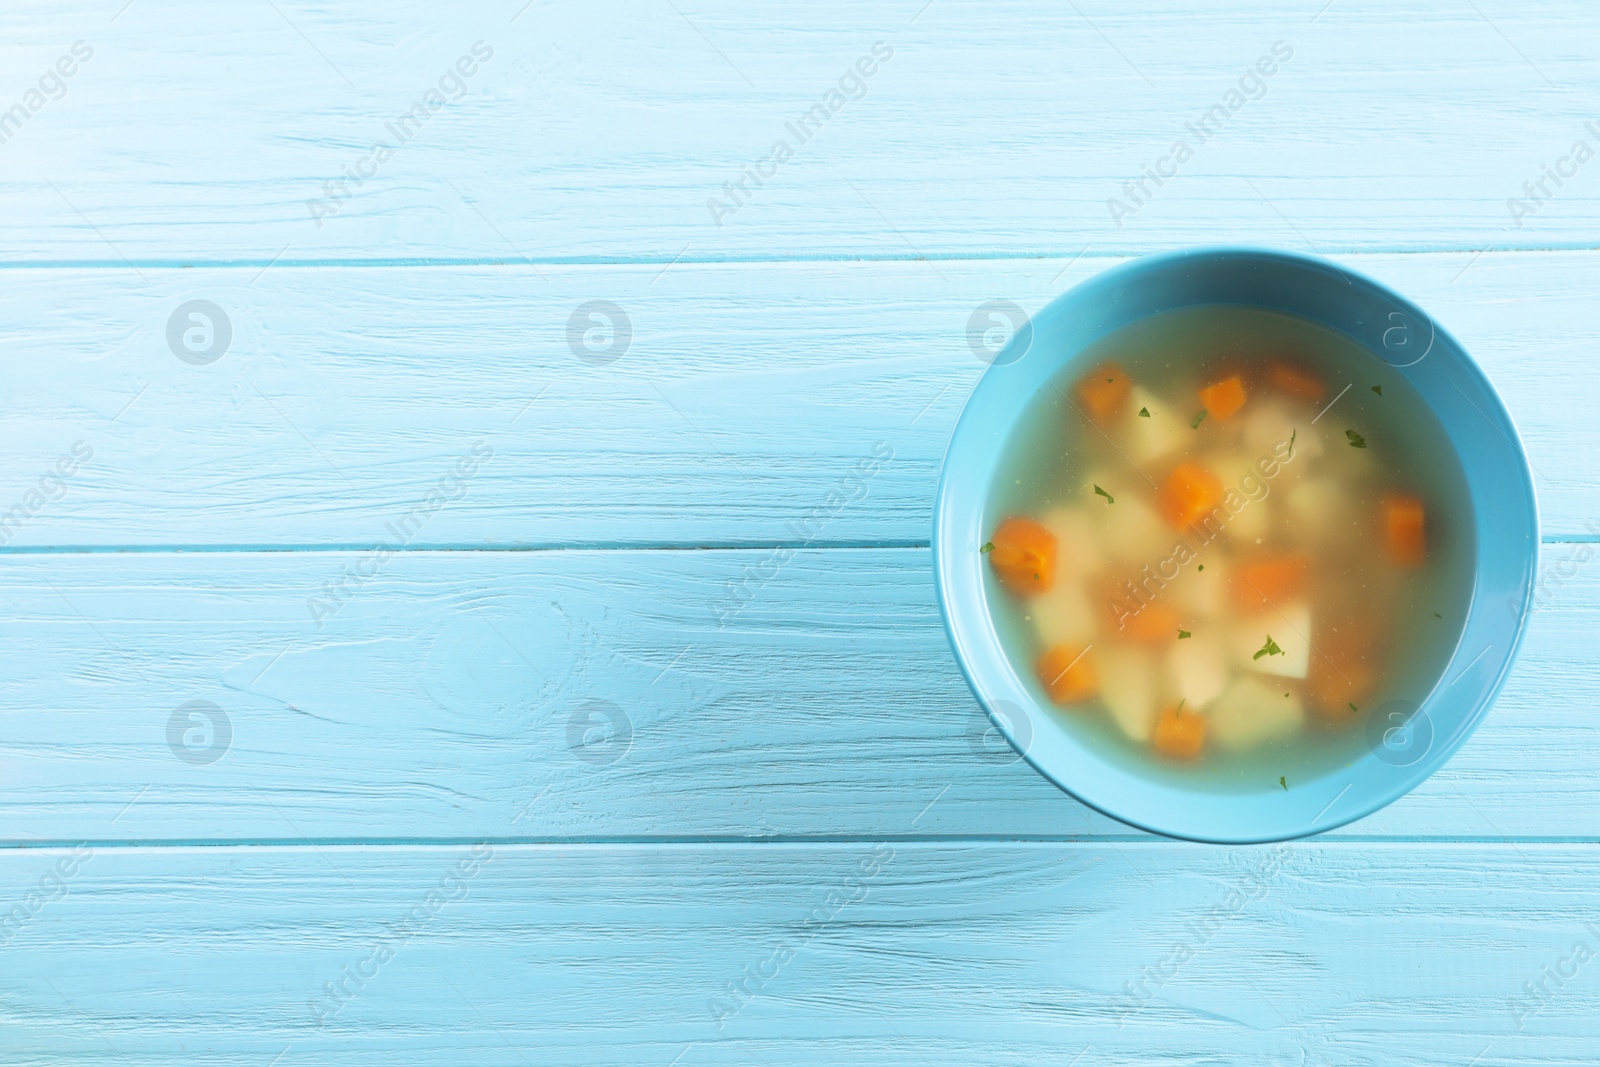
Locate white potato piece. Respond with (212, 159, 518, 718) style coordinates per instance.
(1038, 506, 1104, 579)
(1286, 478, 1350, 542)
(1096, 493, 1172, 567)
(1096, 644, 1160, 743)
(1244, 401, 1322, 462)
(1169, 556, 1229, 618)
(1221, 491, 1270, 544)
(1210, 675, 1305, 752)
(1203, 450, 1257, 488)
(1029, 579, 1096, 648)
(1120, 387, 1188, 465)
(1167, 633, 1230, 709)
(1232, 603, 1312, 679)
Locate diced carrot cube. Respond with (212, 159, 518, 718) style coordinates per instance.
(1117, 600, 1180, 643)
(1268, 362, 1327, 403)
(1157, 462, 1224, 530)
(1036, 643, 1098, 704)
(1382, 493, 1426, 566)
(1075, 362, 1132, 421)
(1152, 704, 1206, 760)
(1307, 632, 1375, 721)
(1232, 554, 1310, 609)
(1197, 374, 1248, 421)
(988, 516, 1057, 594)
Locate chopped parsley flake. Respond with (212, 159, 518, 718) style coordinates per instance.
(1372, 385, 1382, 396)
(1093, 484, 1115, 504)
(980, 542, 995, 553)
(1348, 702, 1358, 714)
(1197, 564, 1205, 572)
(1288, 428, 1297, 459)
(1346, 428, 1367, 448)
(1178, 630, 1191, 639)
(1191, 409, 1208, 429)
(1253, 635, 1284, 660)
(1279, 776, 1288, 790)
(1138, 406, 1151, 418)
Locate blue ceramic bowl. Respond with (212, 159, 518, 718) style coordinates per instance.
(933, 247, 1538, 843)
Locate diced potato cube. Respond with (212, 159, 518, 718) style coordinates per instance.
(1243, 402, 1322, 463)
(1096, 644, 1160, 743)
(1120, 387, 1189, 465)
(1038, 506, 1105, 579)
(1095, 492, 1172, 566)
(1202, 451, 1256, 487)
(1222, 492, 1270, 543)
(1286, 478, 1349, 541)
(1030, 579, 1097, 648)
(1167, 633, 1230, 708)
(1232, 604, 1312, 679)
(1210, 675, 1305, 752)
(1170, 557, 1229, 618)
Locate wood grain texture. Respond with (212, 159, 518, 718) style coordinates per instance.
(1, 545, 1591, 843)
(3, 0, 1596, 1057)
(2, 842, 1596, 1065)
(0, 1, 1596, 262)
(0, 250, 1594, 547)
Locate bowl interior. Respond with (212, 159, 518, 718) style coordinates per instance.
(933, 248, 1538, 843)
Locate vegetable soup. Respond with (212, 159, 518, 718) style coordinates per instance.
(983, 305, 1474, 791)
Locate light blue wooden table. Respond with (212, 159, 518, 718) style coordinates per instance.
(3, 2, 1598, 1063)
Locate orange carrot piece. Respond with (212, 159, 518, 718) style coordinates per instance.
(1232, 554, 1311, 609)
(1036, 643, 1098, 704)
(1117, 600, 1181, 643)
(1382, 493, 1426, 566)
(1307, 633, 1376, 721)
(1153, 704, 1206, 760)
(1268, 362, 1327, 403)
(1075, 362, 1132, 421)
(988, 516, 1057, 594)
(1197, 374, 1248, 421)
(1157, 462, 1224, 530)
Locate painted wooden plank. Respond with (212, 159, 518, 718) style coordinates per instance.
(1, 545, 1591, 843)
(1, 841, 1596, 1064)
(0, 250, 1594, 547)
(0, 1, 1596, 263)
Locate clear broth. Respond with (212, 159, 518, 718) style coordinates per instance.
(984, 305, 1474, 793)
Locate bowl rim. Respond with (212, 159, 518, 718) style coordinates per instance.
(932, 245, 1539, 844)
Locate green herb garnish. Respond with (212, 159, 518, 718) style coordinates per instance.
(1178, 630, 1191, 639)
(1348, 702, 1358, 714)
(1345, 429, 1367, 448)
(1197, 564, 1204, 572)
(1432, 611, 1441, 619)
(1139, 406, 1150, 418)
(1191, 409, 1208, 429)
(1253, 635, 1284, 660)
(1287, 428, 1297, 459)
(1093, 484, 1115, 505)
(1371, 385, 1382, 396)
(1279, 776, 1288, 790)
(980, 542, 995, 553)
